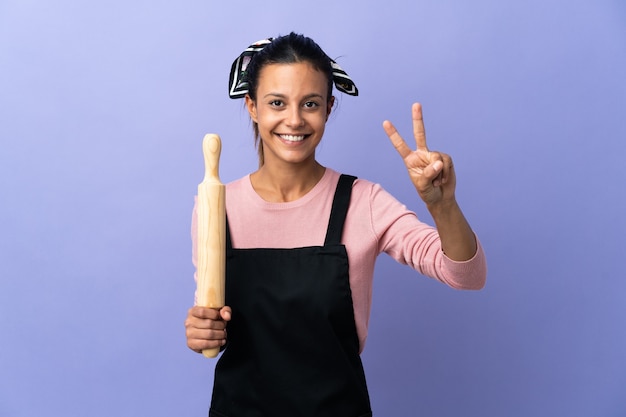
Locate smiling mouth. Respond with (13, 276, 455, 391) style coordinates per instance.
(278, 134, 308, 142)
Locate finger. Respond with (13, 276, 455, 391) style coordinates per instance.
(421, 153, 444, 185)
(439, 153, 454, 185)
(382, 120, 412, 159)
(220, 306, 232, 322)
(186, 326, 227, 341)
(186, 307, 227, 330)
(427, 159, 443, 187)
(185, 314, 227, 331)
(412, 103, 428, 152)
(187, 336, 226, 353)
(189, 306, 222, 320)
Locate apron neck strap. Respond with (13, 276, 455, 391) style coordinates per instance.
(226, 214, 233, 250)
(324, 174, 357, 246)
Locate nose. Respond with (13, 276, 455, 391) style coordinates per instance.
(286, 106, 305, 128)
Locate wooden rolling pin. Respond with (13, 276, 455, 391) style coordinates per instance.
(195, 133, 226, 358)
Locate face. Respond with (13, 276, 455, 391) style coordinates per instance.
(245, 62, 334, 168)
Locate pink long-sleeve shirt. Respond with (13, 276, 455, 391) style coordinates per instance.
(192, 168, 486, 352)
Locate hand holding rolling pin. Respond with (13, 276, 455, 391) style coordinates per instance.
(185, 305, 231, 354)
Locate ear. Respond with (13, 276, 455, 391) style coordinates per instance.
(326, 95, 335, 121)
(245, 94, 258, 123)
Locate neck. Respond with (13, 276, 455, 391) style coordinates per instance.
(251, 161, 326, 203)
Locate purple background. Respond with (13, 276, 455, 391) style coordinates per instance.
(1, 1, 625, 416)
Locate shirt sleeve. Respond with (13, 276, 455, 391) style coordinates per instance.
(368, 182, 486, 290)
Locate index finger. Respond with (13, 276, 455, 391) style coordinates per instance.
(412, 103, 428, 151)
(382, 119, 412, 159)
(190, 305, 222, 320)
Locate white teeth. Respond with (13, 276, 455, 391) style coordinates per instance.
(279, 134, 306, 142)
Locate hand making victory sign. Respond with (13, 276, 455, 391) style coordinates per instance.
(382, 102, 456, 207)
(383, 103, 477, 262)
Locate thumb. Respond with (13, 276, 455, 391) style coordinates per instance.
(220, 306, 232, 322)
(431, 160, 443, 175)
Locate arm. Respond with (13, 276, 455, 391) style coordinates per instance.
(383, 103, 478, 262)
(368, 182, 486, 289)
(427, 199, 476, 262)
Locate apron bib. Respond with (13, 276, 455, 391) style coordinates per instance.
(210, 175, 372, 417)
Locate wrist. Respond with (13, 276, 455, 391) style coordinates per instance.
(426, 198, 459, 218)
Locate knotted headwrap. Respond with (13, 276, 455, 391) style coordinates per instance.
(228, 37, 359, 99)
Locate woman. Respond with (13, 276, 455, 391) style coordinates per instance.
(185, 32, 486, 417)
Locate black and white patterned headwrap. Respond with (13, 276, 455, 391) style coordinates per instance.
(228, 37, 359, 99)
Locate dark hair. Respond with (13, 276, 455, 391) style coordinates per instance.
(244, 32, 335, 165)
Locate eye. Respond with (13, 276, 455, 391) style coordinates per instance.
(303, 101, 319, 109)
(269, 100, 284, 107)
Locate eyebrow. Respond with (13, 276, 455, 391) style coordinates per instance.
(262, 92, 325, 100)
